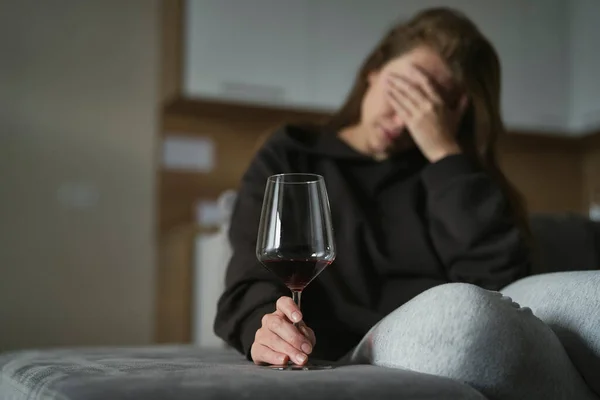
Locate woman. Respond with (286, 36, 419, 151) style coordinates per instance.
(214, 7, 600, 399)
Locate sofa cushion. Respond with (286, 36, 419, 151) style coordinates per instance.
(0, 346, 486, 400)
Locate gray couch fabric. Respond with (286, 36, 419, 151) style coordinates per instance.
(0, 346, 485, 400)
(1, 214, 598, 400)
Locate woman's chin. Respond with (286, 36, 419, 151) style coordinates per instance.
(370, 139, 391, 155)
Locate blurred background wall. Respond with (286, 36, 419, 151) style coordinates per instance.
(0, 0, 159, 349)
(0, 0, 598, 350)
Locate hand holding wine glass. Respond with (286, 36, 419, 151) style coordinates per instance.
(254, 173, 336, 370)
(251, 296, 316, 366)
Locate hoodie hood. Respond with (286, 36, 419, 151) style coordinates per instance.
(273, 123, 428, 166)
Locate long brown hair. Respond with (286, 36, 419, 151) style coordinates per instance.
(327, 7, 531, 238)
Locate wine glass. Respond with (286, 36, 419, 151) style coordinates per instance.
(256, 173, 336, 370)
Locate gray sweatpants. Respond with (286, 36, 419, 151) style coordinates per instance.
(349, 271, 600, 400)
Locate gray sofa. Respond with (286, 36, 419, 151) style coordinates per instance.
(1, 214, 598, 400)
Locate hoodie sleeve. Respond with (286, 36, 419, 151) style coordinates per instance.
(420, 154, 530, 290)
(213, 135, 289, 358)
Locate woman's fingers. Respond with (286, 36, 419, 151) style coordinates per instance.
(387, 75, 421, 112)
(386, 86, 412, 119)
(405, 65, 443, 104)
(297, 322, 316, 347)
(256, 328, 309, 365)
(276, 296, 303, 323)
(251, 343, 288, 366)
(261, 313, 313, 354)
(250, 296, 317, 366)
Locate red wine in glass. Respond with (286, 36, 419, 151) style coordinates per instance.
(256, 173, 336, 370)
(261, 259, 333, 292)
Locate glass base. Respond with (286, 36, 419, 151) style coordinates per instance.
(266, 361, 333, 371)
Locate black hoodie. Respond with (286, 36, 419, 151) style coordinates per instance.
(214, 124, 530, 361)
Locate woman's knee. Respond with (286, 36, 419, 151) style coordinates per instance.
(409, 283, 533, 332)
(352, 283, 596, 399)
(365, 283, 537, 363)
(411, 283, 536, 351)
(365, 284, 546, 377)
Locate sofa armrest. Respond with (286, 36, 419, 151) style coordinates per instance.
(529, 214, 599, 274)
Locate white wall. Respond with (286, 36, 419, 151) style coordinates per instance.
(570, 0, 600, 133)
(0, 0, 158, 350)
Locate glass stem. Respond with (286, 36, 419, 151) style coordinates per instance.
(292, 290, 302, 313)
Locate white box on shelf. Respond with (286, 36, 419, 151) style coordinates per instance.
(162, 135, 215, 172)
